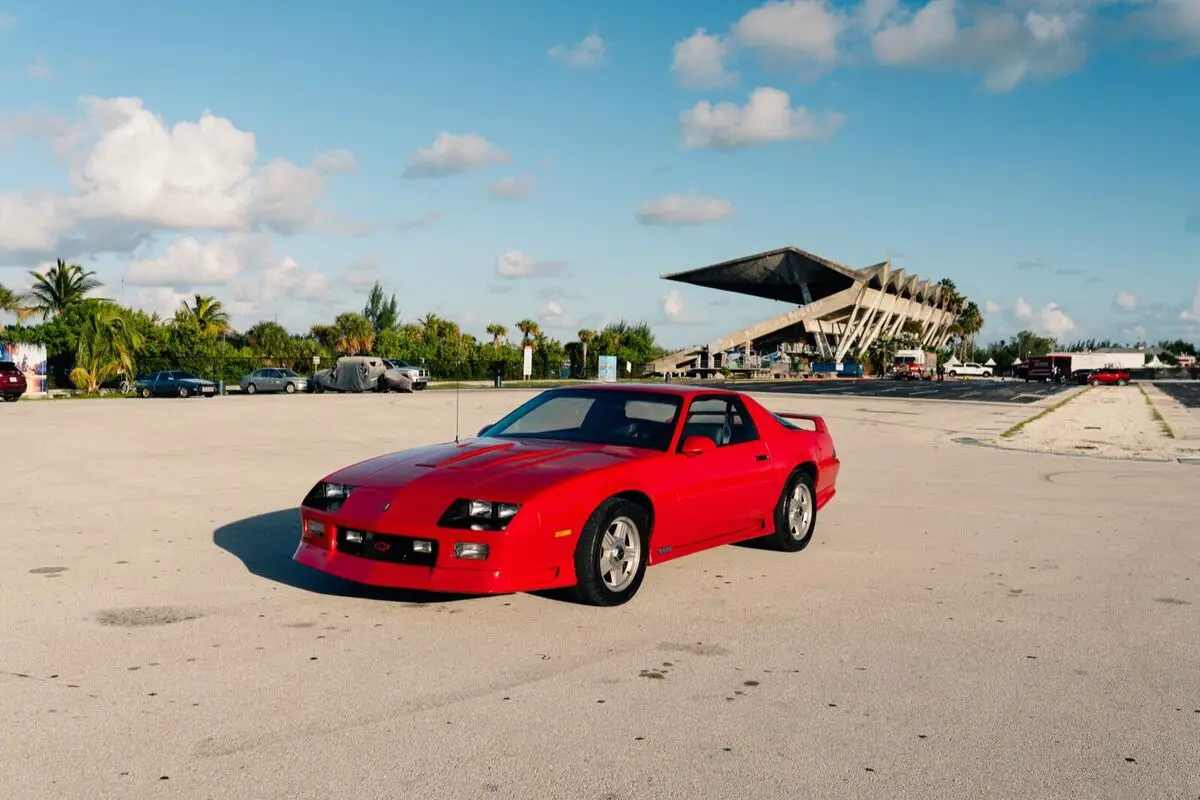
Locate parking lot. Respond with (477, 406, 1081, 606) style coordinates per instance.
(1152, 381, 1200, 409)
(730, 377, 1071, 404)
(4, 391, 1198, 799)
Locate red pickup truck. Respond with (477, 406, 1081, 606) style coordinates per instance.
(1, 360, 27, 402)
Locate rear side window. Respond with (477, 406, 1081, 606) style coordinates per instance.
(0, 361, 16, 371)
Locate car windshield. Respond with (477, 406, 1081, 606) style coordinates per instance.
(483, 389, 683, 451)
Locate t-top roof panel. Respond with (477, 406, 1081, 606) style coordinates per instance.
(661, 246, 862, 305)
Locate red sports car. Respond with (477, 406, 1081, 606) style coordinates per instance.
(293, 384, 841, 606)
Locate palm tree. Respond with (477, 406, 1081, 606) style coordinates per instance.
(486, 323, 508, 347)
(515, 319, 540, 345)
(181, 294, 231, 338)
(24, 259, 103, 319)
(577, 329, 595, 378)
(69, 302, 145, 393)
(333, 312, 376, 355)
(0, 282, 34, 327)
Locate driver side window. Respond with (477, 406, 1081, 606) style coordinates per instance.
(679, 396, 759, 448)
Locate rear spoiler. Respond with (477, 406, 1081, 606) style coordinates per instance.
(775, 412, 828, 433)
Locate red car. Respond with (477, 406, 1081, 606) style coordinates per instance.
(1088, 368, 1131, 386)
(1, 360, 27, 402)
(294, 384, 841, 606)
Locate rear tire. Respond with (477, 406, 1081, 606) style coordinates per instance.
(2, 394, 18, 402)
(768, 469, 817, 552)
(571, 497, 649, 607)
(140, 387, 152, 398)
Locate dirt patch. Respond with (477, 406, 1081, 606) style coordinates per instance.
(657, 642, 731, 657)
(29, 566, 68, 575)
(95, 606, 205, 627)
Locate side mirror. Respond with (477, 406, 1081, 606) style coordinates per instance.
(681, 435, 716, 456)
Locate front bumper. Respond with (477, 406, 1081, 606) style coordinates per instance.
(292, 512, 567, 595)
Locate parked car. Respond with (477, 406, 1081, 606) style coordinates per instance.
(240, 367, 308, 395)
(1071, 369, 1095, 384)
(1088, 368, 1130, 386)
(311, 356, 413, 393)
(134, 370, 217, 398)
(1, 360, 27, 402)
(382, 359, 429, 390)
(945, 361, 993, 378)
(293, 383, 841, 606)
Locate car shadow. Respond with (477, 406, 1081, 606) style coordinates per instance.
(212, 508, 479, 604)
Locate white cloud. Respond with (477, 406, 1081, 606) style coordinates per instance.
(131, 287, 193, 319)
(984, 298, 1002, 314)
(395, 209, 444, 231)
(1014, 296, 1076, 338)
(732, 0, 850, 65)
(537, 297, 574, 327)
(548, 33, 607, 68)
(494, 250, 566, 280)
(1114, 289, 1138, 311)
(0, 191, 69, 254)
(0, 96, 361, 259)
(124, 236, 251, 287)
(402, 132, 510, 179)
(679, 87, 845, 149)
(312, 149, 356, 173)
(660, 289, 710, 326)
(672, 28, 738, 87)
(488, 175, 535, 199)
(341, 255, 380, 292)
(870, 0, 1090, 92)
(635, 192, 735, 226)
(26, 55, 52, 81)
(1128, 0, 1200, 58)
(242, 256, 329, 304)
(1125, 324, 1148, 344)
(1181, 280, 1200, 323)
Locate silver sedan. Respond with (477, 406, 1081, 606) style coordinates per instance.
(239, 368, 308, 394)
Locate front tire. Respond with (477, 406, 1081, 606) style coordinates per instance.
(571, 497, 649, 607)
(246, 383, 257, 395)
(769, 470, 817, 552)
(285, 382, 296, 394)
(178, 386, 190, 398)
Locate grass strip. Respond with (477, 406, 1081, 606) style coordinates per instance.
(1138, 384, 1176, 439)
(1000, 386, 1091, 439)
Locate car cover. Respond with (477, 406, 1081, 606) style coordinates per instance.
(314, 356, 415, 393)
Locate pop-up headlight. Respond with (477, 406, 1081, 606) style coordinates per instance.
(438, 499, 521, 531)
(302, 481, 356, 513)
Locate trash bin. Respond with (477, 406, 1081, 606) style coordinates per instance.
(493, 364, 504, 388)
(217, 379, 225, 396)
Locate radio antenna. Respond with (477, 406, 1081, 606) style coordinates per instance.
(454, 345, 462, 444)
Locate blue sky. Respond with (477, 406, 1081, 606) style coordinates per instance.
(1, 0, 1198, 349)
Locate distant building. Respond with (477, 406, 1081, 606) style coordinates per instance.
(649, 246, 961, 377)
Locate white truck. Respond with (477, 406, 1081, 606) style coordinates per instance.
(944, 361, 993, 378)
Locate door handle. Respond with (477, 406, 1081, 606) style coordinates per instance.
(755, 454, 769, 462)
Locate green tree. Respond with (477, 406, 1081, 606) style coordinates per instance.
(68, 301, 145, 393)
(363, 281, 400, 333)
(333, 312, 375, 355)
(177, 294, 231, 338)
(23, 259, 103, 320)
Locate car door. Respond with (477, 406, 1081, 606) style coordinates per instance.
(154, 372, 174, 396)
(666, 395, 776, 548)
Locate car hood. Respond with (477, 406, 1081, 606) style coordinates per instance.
(326, 437, 653, 500)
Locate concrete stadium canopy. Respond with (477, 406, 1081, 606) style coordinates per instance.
(651, 246, 961, 376)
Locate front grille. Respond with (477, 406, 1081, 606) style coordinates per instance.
(336, 529, 437, 567)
